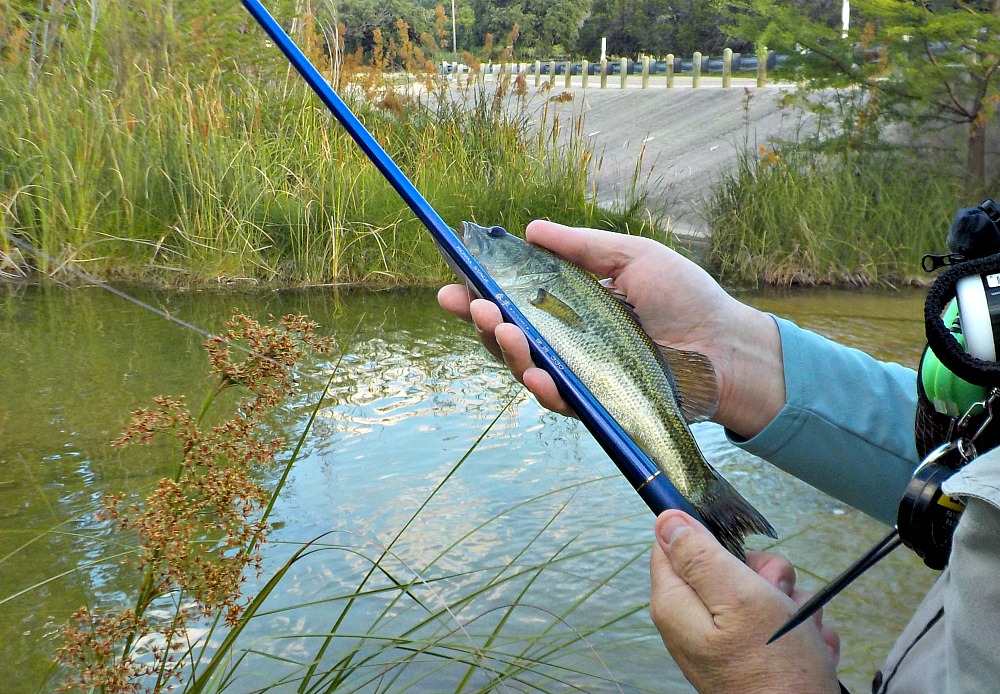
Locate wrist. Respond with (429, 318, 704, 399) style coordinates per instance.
(714, 304, 786, 439)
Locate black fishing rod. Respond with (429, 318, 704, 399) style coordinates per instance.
(239, 0, 703, 522)
(768, 528, 902, 644)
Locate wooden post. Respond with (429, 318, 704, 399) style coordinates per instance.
(582, 60, 589, 88)
(620, 57, 628, 89)
(549, 59, 556, 87)
(600, 59, 608, 88)
(692, 51, 702, 88)
(534, 60, 541, 87)
(757, 45, 767, 88)
(565, 60, 572, 88)
(722, 48, 732, 88)
(641, 55, 650, 89)
(666, 53, 674, 88)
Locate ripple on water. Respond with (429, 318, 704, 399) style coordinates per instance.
(1, 286, 939, 693)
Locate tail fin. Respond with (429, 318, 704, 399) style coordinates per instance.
(690, 471, 776, 561)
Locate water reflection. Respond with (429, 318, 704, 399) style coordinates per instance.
(0, 284, 935, 693)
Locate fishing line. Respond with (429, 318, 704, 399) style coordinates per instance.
(0, 228, 330, 380)
(2, 230, 222, 342)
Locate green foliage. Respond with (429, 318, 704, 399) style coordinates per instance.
(55, 311, 336, 693)
(0, 1, 660, 286)
(705, 138, 967, 286)
(575, 0, 749, 57)
(739, 0, 1000, 187)
(0, 0, 303, 84)
(337, 0, 435, 58)
(468, 0, 530, 50)
(525, 0, 591, 56)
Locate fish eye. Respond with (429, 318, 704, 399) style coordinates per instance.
(488, 226, 507, 238)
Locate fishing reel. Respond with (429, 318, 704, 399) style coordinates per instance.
(771, 199, 1000, 644)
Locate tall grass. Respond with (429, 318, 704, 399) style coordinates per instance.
(0, 5, 658, 286)
(17, 305, 655, 693)
(705, 135, 970, 287)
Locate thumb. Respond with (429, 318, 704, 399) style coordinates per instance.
(524, 220, 651, 278)
(655, 511, 761, 612)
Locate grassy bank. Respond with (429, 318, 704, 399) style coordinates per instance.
(2, 3, 983, 289)
(704, 139, 971, 286)
(0, 6, 659, 287)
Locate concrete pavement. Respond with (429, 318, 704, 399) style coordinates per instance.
(515, 80, 813, 237)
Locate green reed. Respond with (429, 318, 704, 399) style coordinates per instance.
(0, 56, 655, 286)
(18, 302, 656, 693)
(705, 141, 968, 286)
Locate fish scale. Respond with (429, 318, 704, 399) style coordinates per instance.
(515, 268, 717, 498)
(463, 222, 776, 558)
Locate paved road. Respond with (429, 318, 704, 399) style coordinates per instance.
(514, 81, 813, 237)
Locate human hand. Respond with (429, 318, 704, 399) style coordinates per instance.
(649, 510, 841, 694)
(437, 220, 785, 437)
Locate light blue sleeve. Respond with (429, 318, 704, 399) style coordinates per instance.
(728, 317, 920, 526)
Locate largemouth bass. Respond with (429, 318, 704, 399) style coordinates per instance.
(462, 222, 776, 558)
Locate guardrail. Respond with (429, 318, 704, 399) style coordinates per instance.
(440, 49, 790, 89)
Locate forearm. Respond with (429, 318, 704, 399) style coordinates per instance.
(726, 318, 919, 524)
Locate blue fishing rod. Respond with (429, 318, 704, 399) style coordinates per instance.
(239, 0, 702, 522)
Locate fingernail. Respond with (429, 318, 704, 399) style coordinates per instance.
(777, 579, 791, 596)
(660, 516, 691, 546)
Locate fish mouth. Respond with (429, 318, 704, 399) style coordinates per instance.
(460, 221, 489, 258)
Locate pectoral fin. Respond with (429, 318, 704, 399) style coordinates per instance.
(656, 344, 720, 423)
(530, 288, 585, 329)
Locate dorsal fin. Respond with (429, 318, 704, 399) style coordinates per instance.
(657, 344, 720, 423)
(530, 288, 585, 328)
(599, 277, 640, 322)
(598, 278, 719, 423)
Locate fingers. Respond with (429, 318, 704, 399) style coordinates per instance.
(790, 589, 841, 666)
(747, 551, 797, 597)
(649, 510, 761, 649)
(469, 298, 504, 361)
(437, 284, 476, 321)
(650, 512, 842, 693)
(524, 220, 652, 278)
(493, 322, 574, 416)
(789, 589, 824, 628)
(653, 511, 761, 612)
(522, 367, 574, 416)
(751, 553, 840, 663)
(649, 520, 710, 648)
(821, 624, 841, 666)
(441, 289, 574, 415)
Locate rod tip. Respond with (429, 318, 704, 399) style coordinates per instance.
(766, 619, 798, 645)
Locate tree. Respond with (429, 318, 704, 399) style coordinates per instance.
(469, 0, 529, 50)
(336, 0, 431, 56)
(743, 0, 1000, 190)
(575, 0, 668, 56)
(574, 0, 742, 58)
(525, 0, 591, 56)
(669, 0, 751, 54)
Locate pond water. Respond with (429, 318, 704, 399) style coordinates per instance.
(0, 283, 938, 693)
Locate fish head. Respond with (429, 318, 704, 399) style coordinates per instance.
(461, 222, 561, 289)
